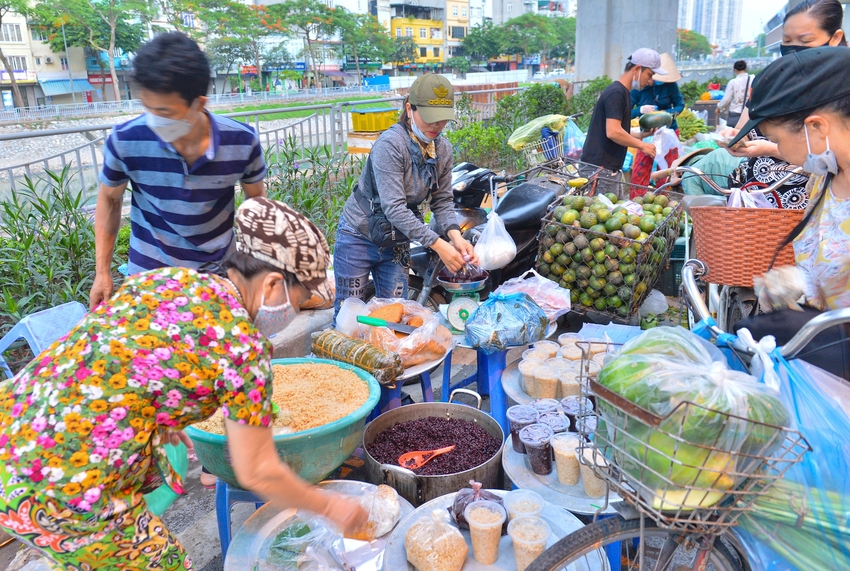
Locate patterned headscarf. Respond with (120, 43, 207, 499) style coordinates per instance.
(234, 197, 332, 302)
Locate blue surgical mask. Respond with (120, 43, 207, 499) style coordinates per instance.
(254, 281, 297, 339)
(410, 118, 435, 143)
(803, 124, 839, 176)
(146, 99, 199, 143)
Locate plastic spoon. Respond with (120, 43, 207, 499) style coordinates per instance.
(398, 445, 456, 470)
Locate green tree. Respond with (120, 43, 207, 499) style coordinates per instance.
(267, 0, 337, 89)
(0, 0, 31, 107)
(334, 9, 392, 86)
(206, 36, 252, 93)
(731, 34, 767, 58)
(462, 21, 503, 64)
(446, 56, 471, 77)
(390, 36, 417, 67)
(547, 16, 575, 63)
(500, 13, 555, 76)
(677, 28, 712, 59)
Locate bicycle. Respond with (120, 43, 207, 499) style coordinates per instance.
(526, 259, 850, 571)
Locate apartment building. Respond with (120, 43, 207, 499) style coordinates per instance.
(446, 0, 469, 58)
(390, 0, 445, 68)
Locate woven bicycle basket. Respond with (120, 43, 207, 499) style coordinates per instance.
(688, 206, 805, 287)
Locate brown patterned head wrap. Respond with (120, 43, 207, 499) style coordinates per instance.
(234, 197, 332, 302)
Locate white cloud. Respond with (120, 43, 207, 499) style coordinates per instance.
(740, 0, 788, 42)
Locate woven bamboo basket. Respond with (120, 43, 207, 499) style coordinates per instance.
(688, 206, 805, 287)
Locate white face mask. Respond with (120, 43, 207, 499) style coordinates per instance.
(410, 114, 436, 143)
(631, 67, 642, 91)
(254, 281, 297, 339)
(146, 99, 200, 143)
(803, 124, 839, 176)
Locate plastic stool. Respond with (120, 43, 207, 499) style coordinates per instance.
(215, 479, 265, 559)
(367, 366, 436, 422)
(441, 347, 510, 434)
(0, 301, 86, 379)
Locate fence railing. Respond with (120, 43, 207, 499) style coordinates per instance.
(0, 86, 522, 205)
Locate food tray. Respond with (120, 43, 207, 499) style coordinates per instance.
(536, 191, 683, 323)
(225, 480, 415, 571)
(502, 437, 619, 516)
(381, 489, 608, 571)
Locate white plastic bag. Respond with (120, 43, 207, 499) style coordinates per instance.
(728, 188, 774, 209)
(493, 269, 571, 322)
(639, 289, 668, 317)
(474, 211, 516, 270)
(652, 127, 682, 170)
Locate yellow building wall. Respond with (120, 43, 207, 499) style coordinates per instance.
(391, 17, 445, 63)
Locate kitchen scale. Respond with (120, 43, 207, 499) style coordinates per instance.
(436, 268, 489, 332)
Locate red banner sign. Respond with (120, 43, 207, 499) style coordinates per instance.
(87, 73, 113, 84)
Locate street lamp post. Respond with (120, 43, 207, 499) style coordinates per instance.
(60, 17, 77, 106)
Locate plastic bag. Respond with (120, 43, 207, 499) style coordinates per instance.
(347, 484, 402, 541)
(464, 292, 548, 354)
(735, 355, 850, 571)
(267, 518, 342, 570)
(474, 211, 517, 270)
(507, 114, 568, 150)
(357, 298, 453, 368)
(448, 480, 506, 533)
(564, 119, 586, 159)
(541, 126, 562, 161)
(404, 509, 468, 571)
(492, 269, 571, 322)
(639, 289, 668, 317)
(596, 327, 792, 507)
(623, 150, 634, 172)
(728, 187, 775, 209)
(652, 127, 682, 170)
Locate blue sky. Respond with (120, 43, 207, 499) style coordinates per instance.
(740, 0, 788, 41)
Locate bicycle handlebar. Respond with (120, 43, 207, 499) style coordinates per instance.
(680, 259, 850, 359)
(655, 165, 805, 196)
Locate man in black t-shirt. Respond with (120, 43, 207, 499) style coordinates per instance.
(581, 48, 664, 197)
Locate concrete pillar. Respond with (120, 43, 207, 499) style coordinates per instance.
(575, 0, 679, 83)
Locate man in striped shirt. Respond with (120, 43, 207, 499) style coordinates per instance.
(90, 32, 267, 309)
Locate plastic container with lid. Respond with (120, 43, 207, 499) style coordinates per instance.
(532, 365, 559, 399)
(518, 360, 538, 396)
(508, 516, 552, 571)
(519, 423, 555, 475)
(464, 500, 506, 565)
(575, 414, 598, 438)
(560, 396, 594, 431)
(522, 348, 549, 363)
(551, 433, 581, 486)
(544, 357, 573, 371)
(507, 405, 539, 454)
(580, 447, 608, 498)
(538, 411, 570, 434)
(557, 370, 581, 399)
(532, 340, 560, 358)
(585, 338, 610, 356)
(502, 489, 544, 521)
(529, 398, 560, 414)
(557, 332, 584, 346)
(559, 343, 583, 361)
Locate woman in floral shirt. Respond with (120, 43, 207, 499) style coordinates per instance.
(0, 198, 367, 570)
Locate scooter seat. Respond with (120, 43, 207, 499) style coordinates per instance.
(495, 178, 566, 231)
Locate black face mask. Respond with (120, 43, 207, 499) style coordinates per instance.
(780, 40, 831, 56)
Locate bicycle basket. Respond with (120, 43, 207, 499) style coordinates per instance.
(576, 375, 810, 535)
(522, 130, 565, 166)
(688, 206, 804, 287)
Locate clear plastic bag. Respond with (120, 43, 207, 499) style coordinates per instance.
(357, 298, 453, 368)
(507, 114, 569, 150)
(474, 211, 517, 271)
(564, 119, 586, 159)
(735, 356, 850, 571)
(639, 289, 668, 317)
(492, 269, 571, 322)
(347, 484, 402, 541)
(728, 187, 775, 208)
(267, 518, 341, 570)
(404, 509, 468, 571)
(464, 292, 548, 354)
(448, 480, 506, 531)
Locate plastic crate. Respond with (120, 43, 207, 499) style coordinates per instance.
(658, 237, 687, 296)
(350, 107, 399, 132)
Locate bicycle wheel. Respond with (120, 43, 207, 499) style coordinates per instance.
(527, 515, 747, 571)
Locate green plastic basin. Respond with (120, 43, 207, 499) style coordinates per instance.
(185, 358, 381, 488)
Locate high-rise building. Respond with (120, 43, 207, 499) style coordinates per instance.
(679, 0, 743, 48)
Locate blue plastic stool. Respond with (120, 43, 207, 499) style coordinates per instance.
(0, 301, 86, 379)
(366, 364, 437, 422)
(441, 347, 510, 434)
(215, 479, 265, 559)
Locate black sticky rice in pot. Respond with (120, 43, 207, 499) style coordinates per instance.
(367, 417, 501, 475)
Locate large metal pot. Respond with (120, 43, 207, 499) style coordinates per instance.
(362, 390, 504, 507)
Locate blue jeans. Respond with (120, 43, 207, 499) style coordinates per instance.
(333, 215, 409, 321)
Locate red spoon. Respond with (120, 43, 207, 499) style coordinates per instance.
(398, 445, 456, 470)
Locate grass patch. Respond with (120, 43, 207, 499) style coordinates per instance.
(217, 95, 399, 122)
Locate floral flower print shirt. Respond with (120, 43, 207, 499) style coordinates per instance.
(0, 267, 273, 516)
(794, 174, 850, 310)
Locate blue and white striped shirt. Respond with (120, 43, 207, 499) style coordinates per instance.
(99, 112, 266, 274)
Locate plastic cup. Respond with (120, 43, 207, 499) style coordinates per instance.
(335, 297, 367, 335)
(586, 338, 609, 356)
(560, 396, 594, 431)
(518, 359, 538, 396)
(558, 343, 583, 361)
(508, 516, 551, 571)
(538, 412, 570, 434)
(551, 433, 581, 486)
(519, 423, 555, 476)
(575, 414, 598, 439)
(464, 500, 506, 565)
(580, 447, 608, 498)
(529, 398, 559, 414)
(532, 340, 560, 358)
(532, 366, 559, 399)
(585, 361, 602, 377)
(507, 405, 539, 454)
(503, 489, 544, 521)
(592, 352, 608, 367)
(522, 348, 549, 363)
(557, 332, 584, 346)
(558, 370, 581, 399)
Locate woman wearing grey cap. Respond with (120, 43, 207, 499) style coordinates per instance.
(0, 197, 367, 570)
(333, 74, 478, 318)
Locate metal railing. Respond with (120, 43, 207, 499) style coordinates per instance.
(0, 86, 521, 204)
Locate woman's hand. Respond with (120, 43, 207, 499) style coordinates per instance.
(320, 491, 370, 535)
(433, 238, 466, 273)
(448, 231, 479, 267)
(727, 138, 781, 159)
